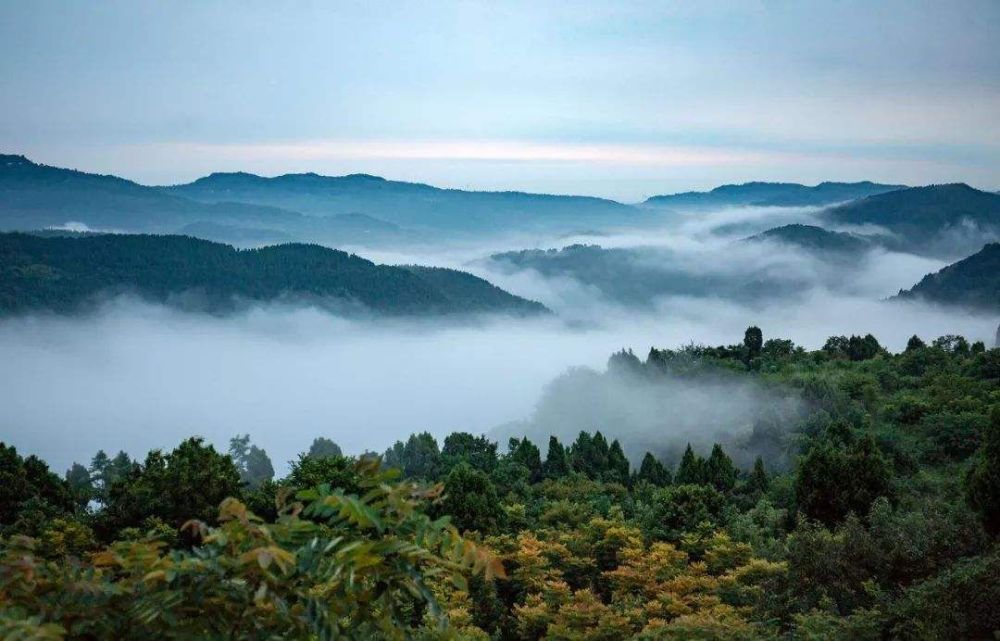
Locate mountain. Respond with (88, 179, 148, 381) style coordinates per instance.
(164, 171, 640, 233)
(0, 154, 428, 246)
(0, 154, 300, 231)
(745, 224, 874, 256)
(822, 184, 1000, 257)
(1, 154, 643, 241)
(0, 232, 547, 316)
(893, 243, 999, 312)
(643, 181, 905, 209)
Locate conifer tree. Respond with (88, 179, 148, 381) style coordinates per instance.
(675, 444, 706, 485)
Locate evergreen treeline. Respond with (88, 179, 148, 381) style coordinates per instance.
(2, 328, 999, 639)
(0, 232, 547, 316)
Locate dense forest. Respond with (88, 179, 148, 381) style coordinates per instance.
(3, 327, 998, 639)
(0, 232, 547, 316)
(894, 242, 999, 313)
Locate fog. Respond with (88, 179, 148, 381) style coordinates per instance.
(1, 203, 996, 475)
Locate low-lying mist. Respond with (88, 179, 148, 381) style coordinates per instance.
(0, 290, 993, 476)
(3, 203, 995, 475)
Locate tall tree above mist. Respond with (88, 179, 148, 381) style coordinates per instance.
(307, 437, 343, 459)
(229, 434, 275, 488)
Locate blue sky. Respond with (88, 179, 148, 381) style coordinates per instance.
(1, 1, 998, 200)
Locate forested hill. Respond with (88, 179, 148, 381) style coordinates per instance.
(643, 181, 904, 208)
(894, 242, 1000, 312)
(744, 223, 873, 255)
(0, 232, 548, 316)
(822, 183, 1000, 257)
(163, 170, 639, 232)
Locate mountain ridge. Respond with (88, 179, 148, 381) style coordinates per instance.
(892, 242, 999, 312)
(0, 232, 548, 317)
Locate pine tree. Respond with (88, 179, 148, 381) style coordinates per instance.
(749, 456, 769, 493)
(543, 436, 570, 479)
(705, 444, 737, 492)
(509, 437, 542, 482)
(606, 440, 630, 485)
(64, 462, 93, 509)
(636, 452, 671, 487)
(675, 444, 705, 485)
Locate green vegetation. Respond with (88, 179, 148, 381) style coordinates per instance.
(894, 242, 1000, 313)
(745, 224, 873, 256)
(822, 184, 1000, 257)
(2, 328, 998, 639)
(0, 232, 547, 316)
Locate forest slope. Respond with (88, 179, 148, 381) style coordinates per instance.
(0, 232, 547, 316)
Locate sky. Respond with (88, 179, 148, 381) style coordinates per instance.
(1, 0, 998, 201)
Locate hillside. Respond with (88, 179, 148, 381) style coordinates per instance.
(822, 184, 1000, 256)
(893, 242, 1000, 312)
(164, 170, 640, 232)
(644, 181, 904, 209)
(1, 153, 643, 240)
(0, 154, 305, 232)
(745, 224, 874, 255)
(0, 232, 547, 316)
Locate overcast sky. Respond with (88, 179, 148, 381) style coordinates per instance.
(1, 1, 998, 200)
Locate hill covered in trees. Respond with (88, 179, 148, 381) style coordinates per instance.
(894, 242, 1000, 312)
(0, 232, 547, 316)
(744, 223, 873, 256)
(821, 184, 1000, 257)
(643, 181, 905, 209)
(2, 327, 998, 639)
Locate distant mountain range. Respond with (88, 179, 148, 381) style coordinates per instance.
(643, 181, 906, 209)
(163, 170, 640, 233)
(893, 243, 999, 313)
(2, 154, 997, 258)
(0, 232, 547, 317)
(0, 154, 640, 243)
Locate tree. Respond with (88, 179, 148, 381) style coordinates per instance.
(441, 462, 504, 534)
(307, 437, 343, 459)
(744, 326, 763, 361)
(675, 444, 706, 485)
(795, 432, 891, 526)
(543, 436, 571, 479)
(383, 432, 441, 480)
(905, 335, 926, 351)
(99, 437, 242, 537)
(0, 443, 74, 533)
(89, 449, 133, 504)
(965, 405, 1000, 535)
(608, 348, 643, 375)
(508, 437, 543, 482)
(1, 458, 504, 640)
(847, 334, 882, 361)
(705, 443, 737, 492)
(287, 452, 360, 495)
(228, 434, 275, 488)
(606, 439, 630, 485)
(636, 452, 671, 487)
(570, 431, 611, 480)
(441, 432, 498, 474)
(749, 456, 769, 493)
(64, 463, 93, 509)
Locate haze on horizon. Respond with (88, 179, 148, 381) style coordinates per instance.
(2, 1, 999, 201)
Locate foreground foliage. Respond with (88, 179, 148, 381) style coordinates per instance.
(1, 328, 998, 639)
